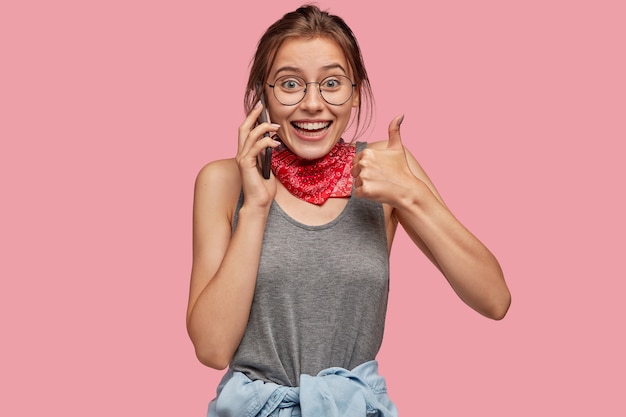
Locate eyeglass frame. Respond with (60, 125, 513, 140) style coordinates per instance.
(267, 75, 357, 106)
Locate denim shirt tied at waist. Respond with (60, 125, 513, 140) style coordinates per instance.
(207, 360, 398, 417)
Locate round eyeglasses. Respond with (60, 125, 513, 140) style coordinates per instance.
(268, 75, 356, 106)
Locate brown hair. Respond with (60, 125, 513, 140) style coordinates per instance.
(244, 4, 374, 140)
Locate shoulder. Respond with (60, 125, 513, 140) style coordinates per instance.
(195, 158, 240, 187)
(194, 158, 241, 220)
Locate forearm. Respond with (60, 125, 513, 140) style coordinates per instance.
(395, 181, 511, 319)
(187, 205, 269, 368)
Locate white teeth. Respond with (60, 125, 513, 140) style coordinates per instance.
(293, 121, 330, 131)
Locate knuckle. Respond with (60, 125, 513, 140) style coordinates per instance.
(361, 149, 374, 158)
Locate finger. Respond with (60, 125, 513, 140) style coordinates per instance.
(238, 136, 281, 179)
(244, 101, 264, 129)
(240, 123, 281, 157)
(350, 152, 362, 177)
(252, 133, 281, 153)
(241, 125, 281, 162)
(387, 114, 405, 150)
(238, 101, 265, 149)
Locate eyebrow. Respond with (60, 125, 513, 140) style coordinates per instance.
(274, 63, 349, 78)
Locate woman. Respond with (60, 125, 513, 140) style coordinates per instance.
(186, 5, 511, 416)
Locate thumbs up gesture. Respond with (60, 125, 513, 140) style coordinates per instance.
(351, 115, 422, 205)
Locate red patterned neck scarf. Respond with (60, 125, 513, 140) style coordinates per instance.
(271, 140, 356, 205)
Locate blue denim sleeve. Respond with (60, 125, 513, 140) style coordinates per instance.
(207, 361, 398, 417)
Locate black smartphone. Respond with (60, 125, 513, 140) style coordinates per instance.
(256, 85, 272, 179)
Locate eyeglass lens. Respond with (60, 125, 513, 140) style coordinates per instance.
(271, 75, 354, 106)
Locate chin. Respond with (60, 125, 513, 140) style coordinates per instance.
(289, 139, 340, 160)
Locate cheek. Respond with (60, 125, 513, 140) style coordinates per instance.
(268, 107, 289, 124)
(265, 98, 289, 124)
(265, 103, 280, 123)
(263, 93, 277, 121)
(336, 105, 354, 121)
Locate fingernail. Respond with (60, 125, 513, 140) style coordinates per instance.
(254, 100, 262, 109)
(398, 114, 405, 126)
(271, 123, 281, 129)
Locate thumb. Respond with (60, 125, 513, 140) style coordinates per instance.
(387, 114, 404, 149)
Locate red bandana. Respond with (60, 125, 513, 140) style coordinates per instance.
(270, 140, 356, 205)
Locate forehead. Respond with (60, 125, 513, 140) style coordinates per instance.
(269, 37, 351, 77)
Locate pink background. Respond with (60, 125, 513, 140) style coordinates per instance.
(1, 0, 624, 415)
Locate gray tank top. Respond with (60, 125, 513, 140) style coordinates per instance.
(230, 142, 390, 387)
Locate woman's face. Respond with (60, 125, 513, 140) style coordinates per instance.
(265, 37, 359, 160)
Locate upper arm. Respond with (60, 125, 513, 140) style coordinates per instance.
(186, 159, 240, 323)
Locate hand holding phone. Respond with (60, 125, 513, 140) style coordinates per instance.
(256, 84, 272, 179)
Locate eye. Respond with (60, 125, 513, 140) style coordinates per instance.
(278, 76, 304, 91)
(321, 77, 342, 90)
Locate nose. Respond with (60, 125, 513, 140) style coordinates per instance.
(299, 82, 325, 112)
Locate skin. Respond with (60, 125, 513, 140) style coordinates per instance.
(186, 37, 511, 370)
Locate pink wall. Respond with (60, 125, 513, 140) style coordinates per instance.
(2, 0, 624, 415)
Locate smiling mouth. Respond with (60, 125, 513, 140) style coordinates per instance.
(291, 121, 332, 136)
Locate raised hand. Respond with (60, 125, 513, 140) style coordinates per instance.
(236, 101, 282, 208)
(351, 115, 422, 206)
